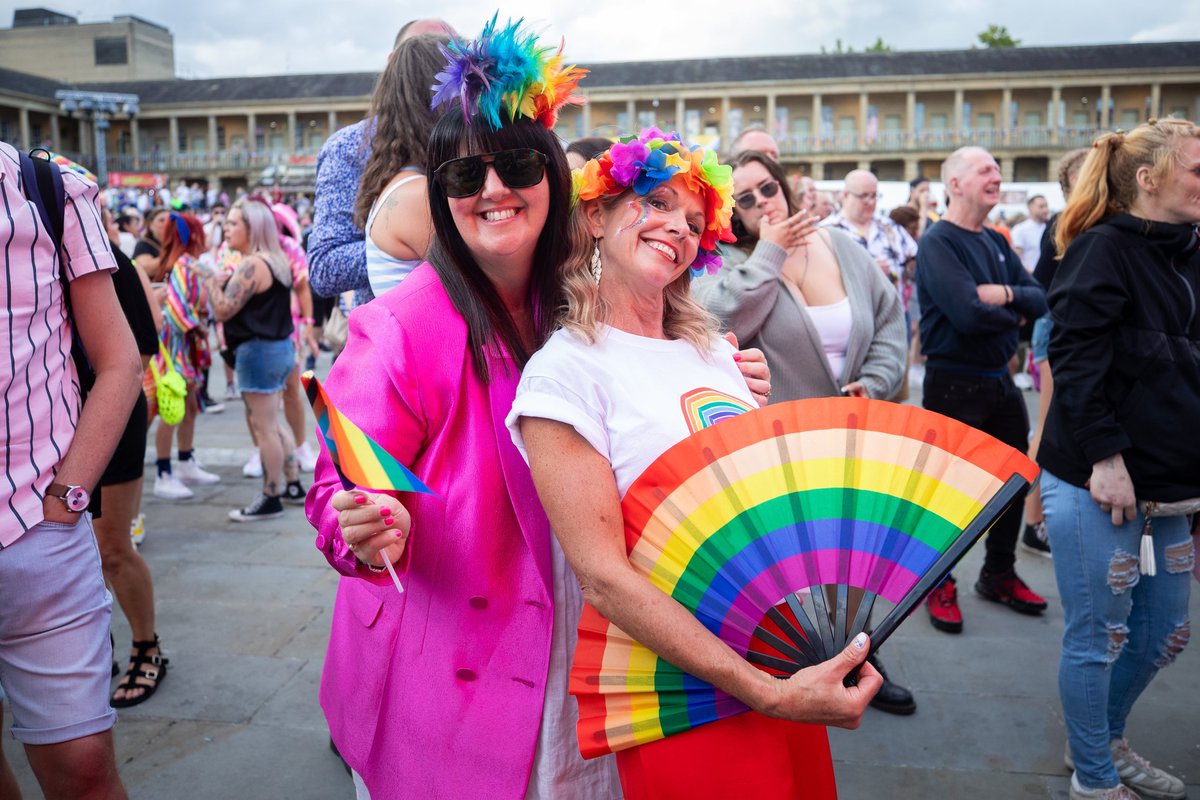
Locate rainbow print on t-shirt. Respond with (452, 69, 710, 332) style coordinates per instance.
(680, 388, 755, 434)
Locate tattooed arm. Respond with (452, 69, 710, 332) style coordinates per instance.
(207, 256, 263, 322)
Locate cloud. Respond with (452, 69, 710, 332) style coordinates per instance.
(18, 0, 1196, 78)
(1131, 7, 1200, 42)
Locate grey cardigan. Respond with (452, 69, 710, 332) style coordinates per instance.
(693, 228, 906, 402)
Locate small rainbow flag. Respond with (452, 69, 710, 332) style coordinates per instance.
(301, 371, 434, 496)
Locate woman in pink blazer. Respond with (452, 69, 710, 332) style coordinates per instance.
(305, 20, 616, 799)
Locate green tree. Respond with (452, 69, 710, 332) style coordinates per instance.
(821, 38, 855, 54)
(866, 37, 892, 53)
(977, 24, 1021, 48)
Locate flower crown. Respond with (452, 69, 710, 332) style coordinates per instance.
(430, 15, 587, 131)
(573, 127, 735, 276)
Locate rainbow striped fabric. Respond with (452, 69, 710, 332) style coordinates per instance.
(301, 372, 434, 495)
(571, 396, 1037, 757)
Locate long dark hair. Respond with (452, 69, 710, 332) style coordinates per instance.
(425, 109, 574, 383)
(727, 150, 801, 252)
(353, 34, 450, 229)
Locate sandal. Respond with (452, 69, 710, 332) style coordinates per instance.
(111, 635, 169, 708)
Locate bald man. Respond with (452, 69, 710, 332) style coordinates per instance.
(308, 18, 456, 304)
(824, 169, 917, 292)
(728, 126, 780, 162)
(916, 147, 1049, 634)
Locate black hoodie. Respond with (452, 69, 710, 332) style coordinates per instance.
(1038, 213, 1200, 500)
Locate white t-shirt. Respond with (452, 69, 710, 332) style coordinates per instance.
(1010, 218, 1046, 272)
(506, 325, 753, 799)
(507, 325, 755, 497)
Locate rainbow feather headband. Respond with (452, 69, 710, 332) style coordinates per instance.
(574, 127, 736, 276)
(430, 15, 587, 130)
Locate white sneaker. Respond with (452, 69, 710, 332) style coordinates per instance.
(130, 513, 146, 547)
(223, 384, 239, 401)
(1013, 372, 1034, 390)
(177, 458, 221, 485)
(153, 472, 194, 500)
(242, 450, 263, 479)
(1110, 738, 1186, 799)
(1070, 773, 1140, 800)
(1066, 739, 1186, 800)
(295, 441, 318, 473)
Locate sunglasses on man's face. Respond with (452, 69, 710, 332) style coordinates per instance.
(434, 149, 549, 198)
(734, 179, 781, 210)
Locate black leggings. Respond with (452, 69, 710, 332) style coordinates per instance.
(922, 368, 1030, 574)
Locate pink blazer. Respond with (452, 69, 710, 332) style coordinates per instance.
(306, 265, 554, 799)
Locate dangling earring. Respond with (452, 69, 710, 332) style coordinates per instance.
(590, 240, 602, 286)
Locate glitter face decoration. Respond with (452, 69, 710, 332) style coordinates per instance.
(618, 197, 651, 234)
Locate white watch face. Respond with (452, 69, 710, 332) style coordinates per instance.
(65, 487, 89, 512)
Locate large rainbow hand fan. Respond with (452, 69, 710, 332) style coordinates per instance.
(571, 397, 1037, 758)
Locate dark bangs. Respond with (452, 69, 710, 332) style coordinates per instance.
(425, 109, 574, 383)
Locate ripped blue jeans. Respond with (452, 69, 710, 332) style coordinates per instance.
(1041, 470, 1193, 790)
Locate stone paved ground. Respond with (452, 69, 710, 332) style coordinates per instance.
(5, 360, 1198, 798)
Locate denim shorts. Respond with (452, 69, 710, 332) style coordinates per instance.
(1031, 315, 1053, 364)
(0, 516, 117, 744)
(235, 337, 294, 394)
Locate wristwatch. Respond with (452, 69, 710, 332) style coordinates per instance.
(47, 482, 90, 513)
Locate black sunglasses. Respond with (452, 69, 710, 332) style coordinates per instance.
(734, 179, 781, 210)
(434, 149, 549, 198)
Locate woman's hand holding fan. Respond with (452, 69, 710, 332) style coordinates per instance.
(332, 489, 412, 570)
(756, 632, 882, 729)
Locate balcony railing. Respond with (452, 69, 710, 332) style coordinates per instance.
(58, 127, 1109, 179)
(103, 150, 320, 172)
(776, 127, 1105, 156)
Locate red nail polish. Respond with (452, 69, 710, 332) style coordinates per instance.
(379, 508, 390, 516)
(354, 495, 366, 504)
(384, 517, 395, 526)
(732, 352, 743, 362)
(395, 530, 405, 538)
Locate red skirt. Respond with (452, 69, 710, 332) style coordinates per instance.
(614, 710, 836, 800)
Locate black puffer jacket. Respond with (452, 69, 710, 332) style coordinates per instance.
(1038, 213, 1200, 500)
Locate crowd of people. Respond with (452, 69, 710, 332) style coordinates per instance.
(0, 13, 1198, 800)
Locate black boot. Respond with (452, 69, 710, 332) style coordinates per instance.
(867, 654, 916, 715)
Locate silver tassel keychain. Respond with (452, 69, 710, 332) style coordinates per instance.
(1139, 502, 1157, 576)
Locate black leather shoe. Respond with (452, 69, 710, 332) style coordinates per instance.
(867, 655, 917, 715)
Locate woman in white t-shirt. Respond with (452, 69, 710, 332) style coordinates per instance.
(508, 129, 882, 800)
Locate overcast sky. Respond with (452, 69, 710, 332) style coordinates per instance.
(6, 1, 1199, 78)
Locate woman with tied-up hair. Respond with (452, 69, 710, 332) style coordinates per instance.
(1039, 119, 1199, 800)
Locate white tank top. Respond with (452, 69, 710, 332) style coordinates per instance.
(805, 296, 853, 383)
(365, 172, 424, 298)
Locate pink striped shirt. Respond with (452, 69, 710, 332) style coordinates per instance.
(0, 141, 116, 546)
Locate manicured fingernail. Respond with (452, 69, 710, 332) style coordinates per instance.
(379, 508, 390, 516)
(395, 530, 405, 538)
(732, 352, 742, 362)
(354, 495, 366, 504)
(384, 517, 395, 526)
(852, 632, 867, 649)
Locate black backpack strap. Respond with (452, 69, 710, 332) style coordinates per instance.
(17, 150, 59, 247)
(28, 148, 65, 247)
(19, 150, 95, 396)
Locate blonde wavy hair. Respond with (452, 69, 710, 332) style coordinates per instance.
(1057, 118, 1200, 255)
(558, 193, 720, 351)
